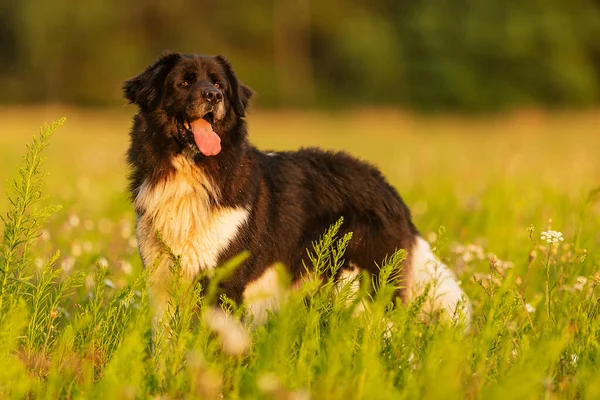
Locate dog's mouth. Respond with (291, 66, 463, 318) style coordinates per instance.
(178, 112, 221, 156)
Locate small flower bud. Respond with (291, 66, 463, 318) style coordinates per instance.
(528, 250, 537, 264)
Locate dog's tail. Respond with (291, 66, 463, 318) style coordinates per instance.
(408, 236, 472, 327)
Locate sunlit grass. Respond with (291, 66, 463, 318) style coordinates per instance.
(0, 107, 598, 398)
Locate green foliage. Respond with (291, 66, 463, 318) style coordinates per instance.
(25, 250, 84, 359)
(0, 119, 599, 399)
(2, 1, 600, 109)
(0, 118, 64, 314)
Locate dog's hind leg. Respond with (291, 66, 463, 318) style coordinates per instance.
(242, 266, 287, 327)
(409, 236, 472, 326)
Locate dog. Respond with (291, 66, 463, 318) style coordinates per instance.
(123, 52, 471, 325)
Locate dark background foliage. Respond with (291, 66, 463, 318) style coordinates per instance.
(2, 0, 600, 110)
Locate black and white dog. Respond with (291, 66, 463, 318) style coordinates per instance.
(123, 52, 470, 324)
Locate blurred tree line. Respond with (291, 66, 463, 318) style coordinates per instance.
(1, 0, 600, 110)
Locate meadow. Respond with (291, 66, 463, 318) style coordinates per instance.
(0, 106, 598, 399)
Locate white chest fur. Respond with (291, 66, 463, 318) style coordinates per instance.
(134, 155, 249, 280)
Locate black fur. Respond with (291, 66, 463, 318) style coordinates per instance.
(124, 52, 419, 304)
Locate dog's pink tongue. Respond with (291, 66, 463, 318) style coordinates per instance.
(190, 119, 221, 156)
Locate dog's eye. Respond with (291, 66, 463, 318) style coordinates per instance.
(214, 82, 221, 89)
(179, 81, 190, 88)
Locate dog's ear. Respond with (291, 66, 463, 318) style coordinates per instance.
(215, 55, 253, 117)
(123, 52, 181, 111)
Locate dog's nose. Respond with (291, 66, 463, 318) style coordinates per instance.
(202, 88, 223, 104)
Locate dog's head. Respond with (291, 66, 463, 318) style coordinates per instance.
(123, 52, 253, 156)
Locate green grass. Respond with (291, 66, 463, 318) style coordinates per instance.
(0, 106, 599, 399)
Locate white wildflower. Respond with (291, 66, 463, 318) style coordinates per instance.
(290, 389, 311, 400)
(540, 230, 564, 246)
(40, 229, 51, 241)
(204, 307, 250, 356)
(34, 257, 44, 269)
(571, 353, 579, 367)
(473, 272, 501, 286)
(84, 274, 94, 290)
(525, 303, 535, 313)
(453, 244, 465, 254)
(426, 231, 438, 243)
(119, 260, 133, 275)
(61, 256, 76, 273)
(121, 221, 133, 239)
(580, 249, 587, 263)
(128, 237, 138, 249)
(383, 320, 396, 340)
(121, 226, 132, 239)
(407, 352, 417, 372)
(71, 243, 83, 257)
(97, 257, 109, 268)
(574, 276, 588, 291)
(68, 213, 80, 228)
(469, 244, 485, 260)
(454, 243, 486, 264)
(257, 373, 280, 393)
